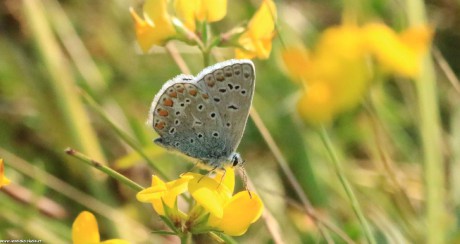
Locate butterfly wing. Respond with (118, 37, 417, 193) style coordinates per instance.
(149, 76, 229, 163)
(196, 60, 255, 153)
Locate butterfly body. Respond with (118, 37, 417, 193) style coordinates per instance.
(149, 59, 255, 170)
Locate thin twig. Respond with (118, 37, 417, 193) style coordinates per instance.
(65, 147, 144, 191)
(80, 91, 170, 180)
(432, 47, 460, 94)
(0, 147, 151, 242)
(319, 126, 376, 244)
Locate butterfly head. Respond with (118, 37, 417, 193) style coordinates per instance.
(230, 152, 244, 167)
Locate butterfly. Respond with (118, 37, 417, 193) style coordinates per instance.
(148, 59, 255, 171)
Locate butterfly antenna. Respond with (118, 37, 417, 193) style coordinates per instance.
(240, 164, 252, 199)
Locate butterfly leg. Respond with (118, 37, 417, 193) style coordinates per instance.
(198, 165, 219, 183)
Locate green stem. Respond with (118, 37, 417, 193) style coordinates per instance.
(179, 232, 190, 244)
(81, 91, 170, 180)
(202, 49, 211, 67)
(65, 148, 144, 192)
(406, 0, 445, 243)
(319, 126, 376, 244)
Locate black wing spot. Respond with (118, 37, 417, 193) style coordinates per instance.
(197, 104, 204, 111)
(169, 127, 176, 134)
(176, 111, 181, 115)
(213, 97, 221, 103)
(194, 120, 203, 126)
(228, 104, 238, 110)
(174, 142, 180, 147)
(190, 138, 195, 143)
(234, 85, 240, 90)
(212, 132, 219, 137)
(185, 99, 191, 103)
(174, 119, 180, 125)
(180, 103, 185, 107)
(240, 90, 247, 95)
(210, 112, 216, 118)
(226, 122, 231, 127)
(197, 133, 203, 138)
(219, 88, 227, 93)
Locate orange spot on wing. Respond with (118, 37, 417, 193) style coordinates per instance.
(202, 94, 209, 99)
(163, 98, 173, 106)
(155, 121, 165, 130)
(157, 109, 169, 117)
(177, 87, 185, 93)
(189, 89, 197, 96)
(169, 91, 177, 98)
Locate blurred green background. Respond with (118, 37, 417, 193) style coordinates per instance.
(1, 0, 460, 243)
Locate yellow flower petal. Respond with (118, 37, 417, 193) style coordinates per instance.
(247, 0, 276, 40)
(212, 191, 264, 236)
(281, 46, 311, 83)
(297, 83, 335, 125)
(130, 0, 176, 53)
(236, 0, 276, 59)
(174, 0, 198, 32)
(214, 167, 235, 193)
(0, 159, 11, 188)
(188, 173, 232, 218)
(72, 211, 100, 244)
(199, 0, 227, 22)
(100, 240, 131, 244)
(137, 175, 190, 215)
(364, 23, 431, 78)
(174, 0, 227, 32)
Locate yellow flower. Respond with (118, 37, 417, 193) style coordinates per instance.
(281, 46, 311, 83)
(137, 168, 263, 236)
(136, 175, 191, 215)
(363, 23, 432, 78)
(174, 0, 227, 32)
(236, 0, 277, 59)
(72, 211, 129, 244)
(292, 25, 370, 124)
(130, 0, 176, 53)
(0, 159, 10, 188)
(185, 168, 264, 236)
(291, 23, 431, 124)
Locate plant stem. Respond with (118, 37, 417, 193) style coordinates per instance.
(319, 126, 376, 244)
(405, 1, 445, 243)
(80, 91, 170, 180)
(65, 148, 144, 192)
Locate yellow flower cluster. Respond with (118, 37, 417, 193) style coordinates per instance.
(282, 23, 432, 124)
(0, 159, 10, 188)
(130, 0, 277, 60)
(72, 211, 129, 244)
(137, 168, 263, 236)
